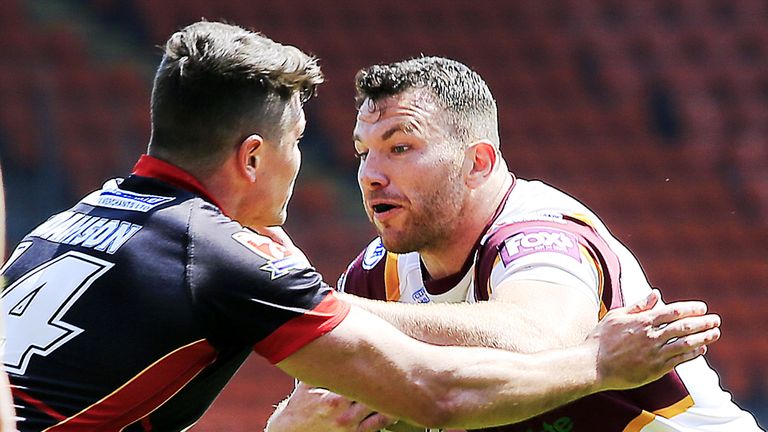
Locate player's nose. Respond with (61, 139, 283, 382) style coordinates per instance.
(358, 154, 389, 190)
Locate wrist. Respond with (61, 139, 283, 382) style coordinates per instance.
(569, 338, 603, 396)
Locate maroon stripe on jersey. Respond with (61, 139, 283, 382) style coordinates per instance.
(423, 251, 475, 295)
(46, 339, 218, 431)
(474, 218, 623, 310)
(622, 369, 691, 412)
(341, 249, 389, 301)
(12, 387, 66, 422)
(254, 292, 351, 363)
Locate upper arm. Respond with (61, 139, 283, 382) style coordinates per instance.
(191, 223, 350, 360)
(483, 223, 606, 350)
(490, 279, 598, 351)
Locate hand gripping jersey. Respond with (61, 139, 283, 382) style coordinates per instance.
(340, 178, 761, 432)
(1, 155, 349, 431)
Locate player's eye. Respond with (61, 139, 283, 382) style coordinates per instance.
(354, 150, 368, 160)
(392, 144, 409, 154)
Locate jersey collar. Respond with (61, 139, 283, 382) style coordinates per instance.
(422, 174, 516, 295)
(131, 154, 225, 211)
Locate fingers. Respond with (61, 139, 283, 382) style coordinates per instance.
(660, 327, 721, 360)
(654, 314, 721, 340)
(648, 301, 708, 327)
(663, 345, 708, 370)
(626, 289, 661, 313)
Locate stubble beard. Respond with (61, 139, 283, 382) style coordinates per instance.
(377, 170, 468, 254)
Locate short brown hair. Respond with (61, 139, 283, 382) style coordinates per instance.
(149, 21, 323, 170)
(355, 56, 499, 148)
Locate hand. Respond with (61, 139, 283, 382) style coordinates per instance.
(266, 382, 396, 432)
(589, 289, 721, 390)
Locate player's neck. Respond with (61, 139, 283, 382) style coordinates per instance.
(419, 226, 477, 280)
(420, 173, 513, 280)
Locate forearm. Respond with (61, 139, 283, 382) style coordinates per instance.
(278, 307, 604, 429)
(338, 292, 574, 353)
(413, 342, 601, 429)
(275, 293, 719, 430)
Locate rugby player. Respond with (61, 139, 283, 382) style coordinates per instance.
(266, 57, 760, 431)
(1, 24, 721, 431)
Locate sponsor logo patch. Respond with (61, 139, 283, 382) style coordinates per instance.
(500, 228, 581, 265)
(233, 231, 292, 260)
(362, 238, 386, 270)
(232, 231, 309, 279)
(95, 189, 173, 212)
(411, 288, 431, 304)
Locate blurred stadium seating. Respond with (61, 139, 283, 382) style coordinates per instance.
(1, 0, 766, 428)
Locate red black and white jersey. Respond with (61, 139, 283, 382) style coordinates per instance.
(340, 177, 760, 432)
(1, 155, 349, 431)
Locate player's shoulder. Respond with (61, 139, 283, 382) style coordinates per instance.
(338, 237, 407, 299)
(478, 184, 610, 270)
(193, 223, 310, 279)
(339, 237, 387, 290)
(477, 211, 581, 270)
(487, 178, 603, 246)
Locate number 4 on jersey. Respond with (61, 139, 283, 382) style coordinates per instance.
(2, 249, 113, 375)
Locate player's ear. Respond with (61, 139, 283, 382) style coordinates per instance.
(464, 140, 497, 188)
(238, 134, 264, 182)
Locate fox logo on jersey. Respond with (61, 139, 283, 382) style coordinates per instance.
(500, 228, 581, 265)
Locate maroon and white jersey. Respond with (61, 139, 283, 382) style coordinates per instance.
(339, 178, 760, 432)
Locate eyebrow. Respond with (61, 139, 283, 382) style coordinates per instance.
(353, 122, 417, 144)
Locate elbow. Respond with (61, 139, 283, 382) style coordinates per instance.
(402, 379, 464, 428)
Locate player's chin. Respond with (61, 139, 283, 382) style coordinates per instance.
(378, 233, 417, 254)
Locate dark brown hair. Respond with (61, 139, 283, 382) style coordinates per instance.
(149, 21, 323, 170)
(355, 56, 499, 147)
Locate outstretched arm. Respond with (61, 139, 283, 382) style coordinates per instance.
(274, 292, 720, 430)
(339, 278, 598, 353)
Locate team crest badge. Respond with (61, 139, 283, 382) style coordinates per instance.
(362, 238, 386, 270)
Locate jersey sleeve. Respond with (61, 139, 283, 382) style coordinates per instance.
(489, 226, 602, 307)
(188, 209, 350, 364)
(476, 216, 623, 314)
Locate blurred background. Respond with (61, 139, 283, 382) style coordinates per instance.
(1, 0, 766, 429)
